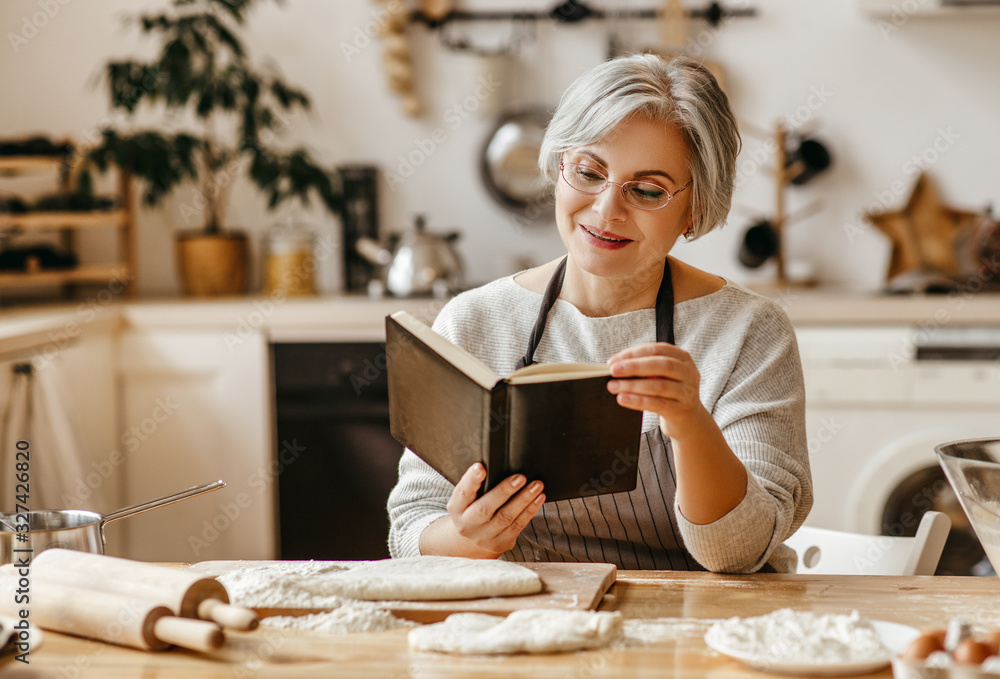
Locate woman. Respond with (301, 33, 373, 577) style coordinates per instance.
(387, 54, 812, 573)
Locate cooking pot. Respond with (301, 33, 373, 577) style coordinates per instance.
(0, 480, 225, 566)
(355, 215, 464, 298)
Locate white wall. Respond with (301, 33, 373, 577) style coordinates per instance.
(2, 0, 998, 295)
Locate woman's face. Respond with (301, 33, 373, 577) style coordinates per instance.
(555, 115, 693, 282)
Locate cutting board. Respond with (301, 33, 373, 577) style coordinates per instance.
(189, 561, 616, 624)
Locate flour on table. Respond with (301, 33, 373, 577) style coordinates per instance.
(621, 617, 722, 647)
(263, 606, 417, 634)
(408, 609, 623, 654)
(705, 609, 891, 665)
(207, 562, 409, 634)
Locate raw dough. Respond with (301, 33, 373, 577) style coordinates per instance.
(300, 556, 543, 601)
(198, 556, 543, 604)
(408, 609, 623, 654)
(209, 561, 351, 608)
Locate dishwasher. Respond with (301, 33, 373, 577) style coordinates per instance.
(272, 342, 403, 560)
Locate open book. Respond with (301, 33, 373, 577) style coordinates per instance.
(386, 311, 642, 501)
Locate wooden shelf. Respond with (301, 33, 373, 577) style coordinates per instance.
(0, 209, 127, 230)
(0, 264, 130, 286)
(0, 155, 68, 174)
(0, 140, 134, 301)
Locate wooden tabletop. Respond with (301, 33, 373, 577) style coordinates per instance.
(6, 571, 1000, 678)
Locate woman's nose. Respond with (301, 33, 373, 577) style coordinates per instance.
(591, 184, 628, 220)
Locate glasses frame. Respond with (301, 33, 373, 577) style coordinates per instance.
(558, 162, 693, 211)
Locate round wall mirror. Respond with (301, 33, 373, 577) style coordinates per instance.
(479, 107, 554, 223)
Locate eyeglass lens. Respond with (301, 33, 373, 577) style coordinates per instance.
(561, 163, 672, 210)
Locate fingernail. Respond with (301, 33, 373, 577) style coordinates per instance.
(529, 481, 542, 493)
(607, 380, 619, 393)
(534, 493, 546, 505)
(474, 464, 486, 479)
(511, 475, 525, 489)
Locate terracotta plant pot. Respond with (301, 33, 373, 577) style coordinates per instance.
(176, 231, 248, 296)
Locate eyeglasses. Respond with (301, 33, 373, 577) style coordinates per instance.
(559, 162, 692, 211)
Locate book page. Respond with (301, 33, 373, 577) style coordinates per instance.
(507, 362, 610, 385)
(389, 311, 500, 390)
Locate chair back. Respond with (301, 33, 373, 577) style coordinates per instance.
(784, 511, 951, 576)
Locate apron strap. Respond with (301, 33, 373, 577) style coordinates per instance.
(515, 256, 675, 370)
(655, 258, 675, 345)
(514, 256, 568, 370)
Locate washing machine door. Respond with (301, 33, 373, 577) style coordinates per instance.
(847, 427, 992, 576)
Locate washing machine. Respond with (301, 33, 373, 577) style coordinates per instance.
(796, 324, 1000, 575)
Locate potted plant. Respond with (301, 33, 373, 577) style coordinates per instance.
(82, 0, 341, 295)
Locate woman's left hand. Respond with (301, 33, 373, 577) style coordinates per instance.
(607, 343, 709, 439)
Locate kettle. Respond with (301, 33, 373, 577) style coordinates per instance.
(355, 215, 464, 298)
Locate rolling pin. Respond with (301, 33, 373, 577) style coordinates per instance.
(30, 549, 258, 631)
(0, 577, 223, 652)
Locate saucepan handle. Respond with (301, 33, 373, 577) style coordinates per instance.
(99, 480, 227, 528)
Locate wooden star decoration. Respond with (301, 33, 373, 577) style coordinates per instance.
(865, 172, 980, 280)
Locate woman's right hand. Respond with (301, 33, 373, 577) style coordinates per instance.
(438, 463, 546, 558)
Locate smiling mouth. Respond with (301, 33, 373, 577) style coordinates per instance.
(582, 225, 630, 243)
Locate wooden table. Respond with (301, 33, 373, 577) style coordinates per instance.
(6, 571, 1000, 678)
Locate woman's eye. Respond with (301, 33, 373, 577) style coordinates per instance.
(629, 184, 666, 201)
(575, 167, 605, 182)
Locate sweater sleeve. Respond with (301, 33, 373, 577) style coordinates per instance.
(675, 300, 812, 573)
(385, 300, 468, 558)
(387, 450, 453, 558)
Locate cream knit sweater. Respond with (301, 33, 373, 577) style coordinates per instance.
(387, 275, 812, 573)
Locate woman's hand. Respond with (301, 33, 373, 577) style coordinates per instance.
(429, 463, 545, 559)
(607, 342, 748, 524)
(606, 342, 711, 439)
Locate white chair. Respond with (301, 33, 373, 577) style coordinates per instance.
(784, 511, 952, 576)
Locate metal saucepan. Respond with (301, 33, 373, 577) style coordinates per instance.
(0, 480, 225, 565)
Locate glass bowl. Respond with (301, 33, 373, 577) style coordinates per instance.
(936, 438, 1000, 576)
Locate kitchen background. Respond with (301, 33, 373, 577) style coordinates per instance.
(1, 0, 999, 575)
(2, 0, 999, 294)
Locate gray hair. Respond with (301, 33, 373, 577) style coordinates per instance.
(539, 53, 740, 239)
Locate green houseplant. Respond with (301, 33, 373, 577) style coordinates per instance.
(83, 0, 341, 295)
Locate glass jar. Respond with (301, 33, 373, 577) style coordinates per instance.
(265, 227, 316, 297)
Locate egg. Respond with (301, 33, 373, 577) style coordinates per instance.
(983, 629, 1000, 656)
(953, 639, 992, 666)
(921, 628, 947, 646)
(900, 632, 946, 661)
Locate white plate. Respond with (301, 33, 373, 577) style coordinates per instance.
(705, 619, 920, 676)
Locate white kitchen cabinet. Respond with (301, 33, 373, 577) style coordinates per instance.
(52, 328, 121, 512)
(0, 318, 119, 522)
(116, 327, 274, 562)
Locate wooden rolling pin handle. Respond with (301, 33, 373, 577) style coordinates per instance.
(197, 598, 259, 631)
(153, 617, 225, 653)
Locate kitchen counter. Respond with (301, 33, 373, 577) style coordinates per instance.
(3, 289, 1000, 352)
(761, 288, 1000, 326)
(0, 294, 442, 350)
(14, 570, 1000, 678)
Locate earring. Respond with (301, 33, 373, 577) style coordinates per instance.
(684, 226, 694, 240)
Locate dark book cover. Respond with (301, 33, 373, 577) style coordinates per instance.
(386, 312, 642, 501)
